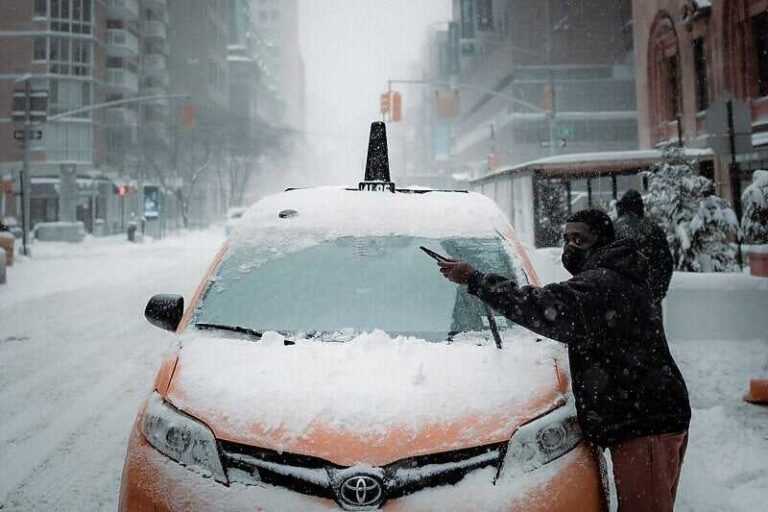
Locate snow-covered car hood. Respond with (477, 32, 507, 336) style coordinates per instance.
(164, 330, 568, 467)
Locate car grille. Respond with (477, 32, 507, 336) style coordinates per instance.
(218, 439, 505, 507)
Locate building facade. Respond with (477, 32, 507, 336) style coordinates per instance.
(250, 0, 304, 130)
(0, 0, 109, 232)
(632, 0, 768, 200)
(442, 0, 637, 178)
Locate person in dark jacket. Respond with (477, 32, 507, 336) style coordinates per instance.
(437, 209, 690, 512)
(614, 189, 674, 302)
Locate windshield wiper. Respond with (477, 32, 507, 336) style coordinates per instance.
(195, 323, 263, 338)
(194, 323, 296, 345)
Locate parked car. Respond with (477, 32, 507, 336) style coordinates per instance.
(119, 124, 608, 511)
(224, 206, 248, 236)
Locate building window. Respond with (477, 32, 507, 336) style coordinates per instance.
(50, 0, 92, 34)
(666, 53, 681, 117)
(34, 0, 47, 17)
(48, 79, 92, 118)
(48, 36, 93, 77)
(476, 0, 493, 32)
(33, 37, 47, 60)
(460, 0, 475, 39)
(648, 13, 682, 142)
(693, 38, 709, 111)
(753, 11, 768, 97)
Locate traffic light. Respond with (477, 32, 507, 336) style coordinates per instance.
(542, 84, 553, 114)
(391, 92, 402, 122)
(182, 103, 196, 127)
(380, 92, 391, 115)
(436, 89, 459, 119)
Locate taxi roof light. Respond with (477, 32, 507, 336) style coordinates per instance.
(359, 122, 395, 193)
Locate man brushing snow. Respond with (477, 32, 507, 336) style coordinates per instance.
(438, 209, 690, 512)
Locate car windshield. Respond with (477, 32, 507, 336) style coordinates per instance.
(193, 236, 527, 341)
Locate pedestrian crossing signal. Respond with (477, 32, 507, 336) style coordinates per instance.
(391, 92, 402, 122)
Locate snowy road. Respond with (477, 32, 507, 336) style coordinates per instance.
(0, 230, 766, 511)
(0, 230, 223, 511)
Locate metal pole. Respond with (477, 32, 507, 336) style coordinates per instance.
(726, 100, 744, 269)
(21, 79, 32, 256)
(545, 0, 555, 157)
(388, 79, 544, 114)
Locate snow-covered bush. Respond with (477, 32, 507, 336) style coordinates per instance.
(643, 146, 739, 272)
(535, 178, 569, 247)
(740, 170, 768, 244)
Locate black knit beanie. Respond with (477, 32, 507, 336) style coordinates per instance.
(616, 189, 645, 217)
(566, 209, 616, 247)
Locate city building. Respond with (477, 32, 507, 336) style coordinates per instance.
(166, 0, 231, 228)
(632, 0, 768, 201)
(225, 0, 283, 206)
(435, 0, 637, 178)
(250, 0, 305, 130)
(0, 0, 110, 233)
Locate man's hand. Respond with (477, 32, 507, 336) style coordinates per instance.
(438, 260, 476, 285)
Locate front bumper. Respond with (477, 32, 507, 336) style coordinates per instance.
(119, 424, 606, 512)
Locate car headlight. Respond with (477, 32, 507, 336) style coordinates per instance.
(499, 400, 582, 479)
(141, 392, 227, 483)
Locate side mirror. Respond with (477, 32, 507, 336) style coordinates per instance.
(145, 294, 185, 332)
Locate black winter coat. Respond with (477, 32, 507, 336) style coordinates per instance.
(614, 213, 674, 302)
(467, 239, 690, 447)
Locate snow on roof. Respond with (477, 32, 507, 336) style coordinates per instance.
(229, 187, 509, 249)
(472, 148, 715, 182)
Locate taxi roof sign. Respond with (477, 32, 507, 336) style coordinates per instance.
(359, 121, 395, 192)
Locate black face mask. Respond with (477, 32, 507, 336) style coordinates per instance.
(562, 245, 587, 275)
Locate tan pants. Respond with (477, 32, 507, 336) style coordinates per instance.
(610, 431, 688, 512)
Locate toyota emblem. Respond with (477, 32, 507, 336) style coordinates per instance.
(339, 474, 384, 509)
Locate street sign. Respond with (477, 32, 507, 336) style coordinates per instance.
(556, 124, 576, 138)
(539, 138, 567, 148)
(13, 129, 42, 141)
(707, 96, 752, 157)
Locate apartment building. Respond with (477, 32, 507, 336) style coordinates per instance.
(443, 0, 637, 176)
(250, 0, 305, 130)
(0, 0, 109, 232)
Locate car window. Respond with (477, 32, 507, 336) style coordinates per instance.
(193, 236, 527, 341)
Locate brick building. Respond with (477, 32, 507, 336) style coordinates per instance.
(632, 0, 768, 199)
(0, 0, 108, 231)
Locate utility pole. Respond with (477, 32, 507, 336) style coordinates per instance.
(726, 99, 744, 269)
(545, 0, 556, 156)
(20, 79, 33, 256)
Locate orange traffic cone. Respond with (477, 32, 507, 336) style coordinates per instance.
(744, 379, 768, 405)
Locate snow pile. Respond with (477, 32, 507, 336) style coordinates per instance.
(672, 338, 768, 512)
(168, 330, 564, 455)
(663, 272, 768, 341)
(229, 188, 509, 250)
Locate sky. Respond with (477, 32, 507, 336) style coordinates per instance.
(298, 0, 452, 184)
